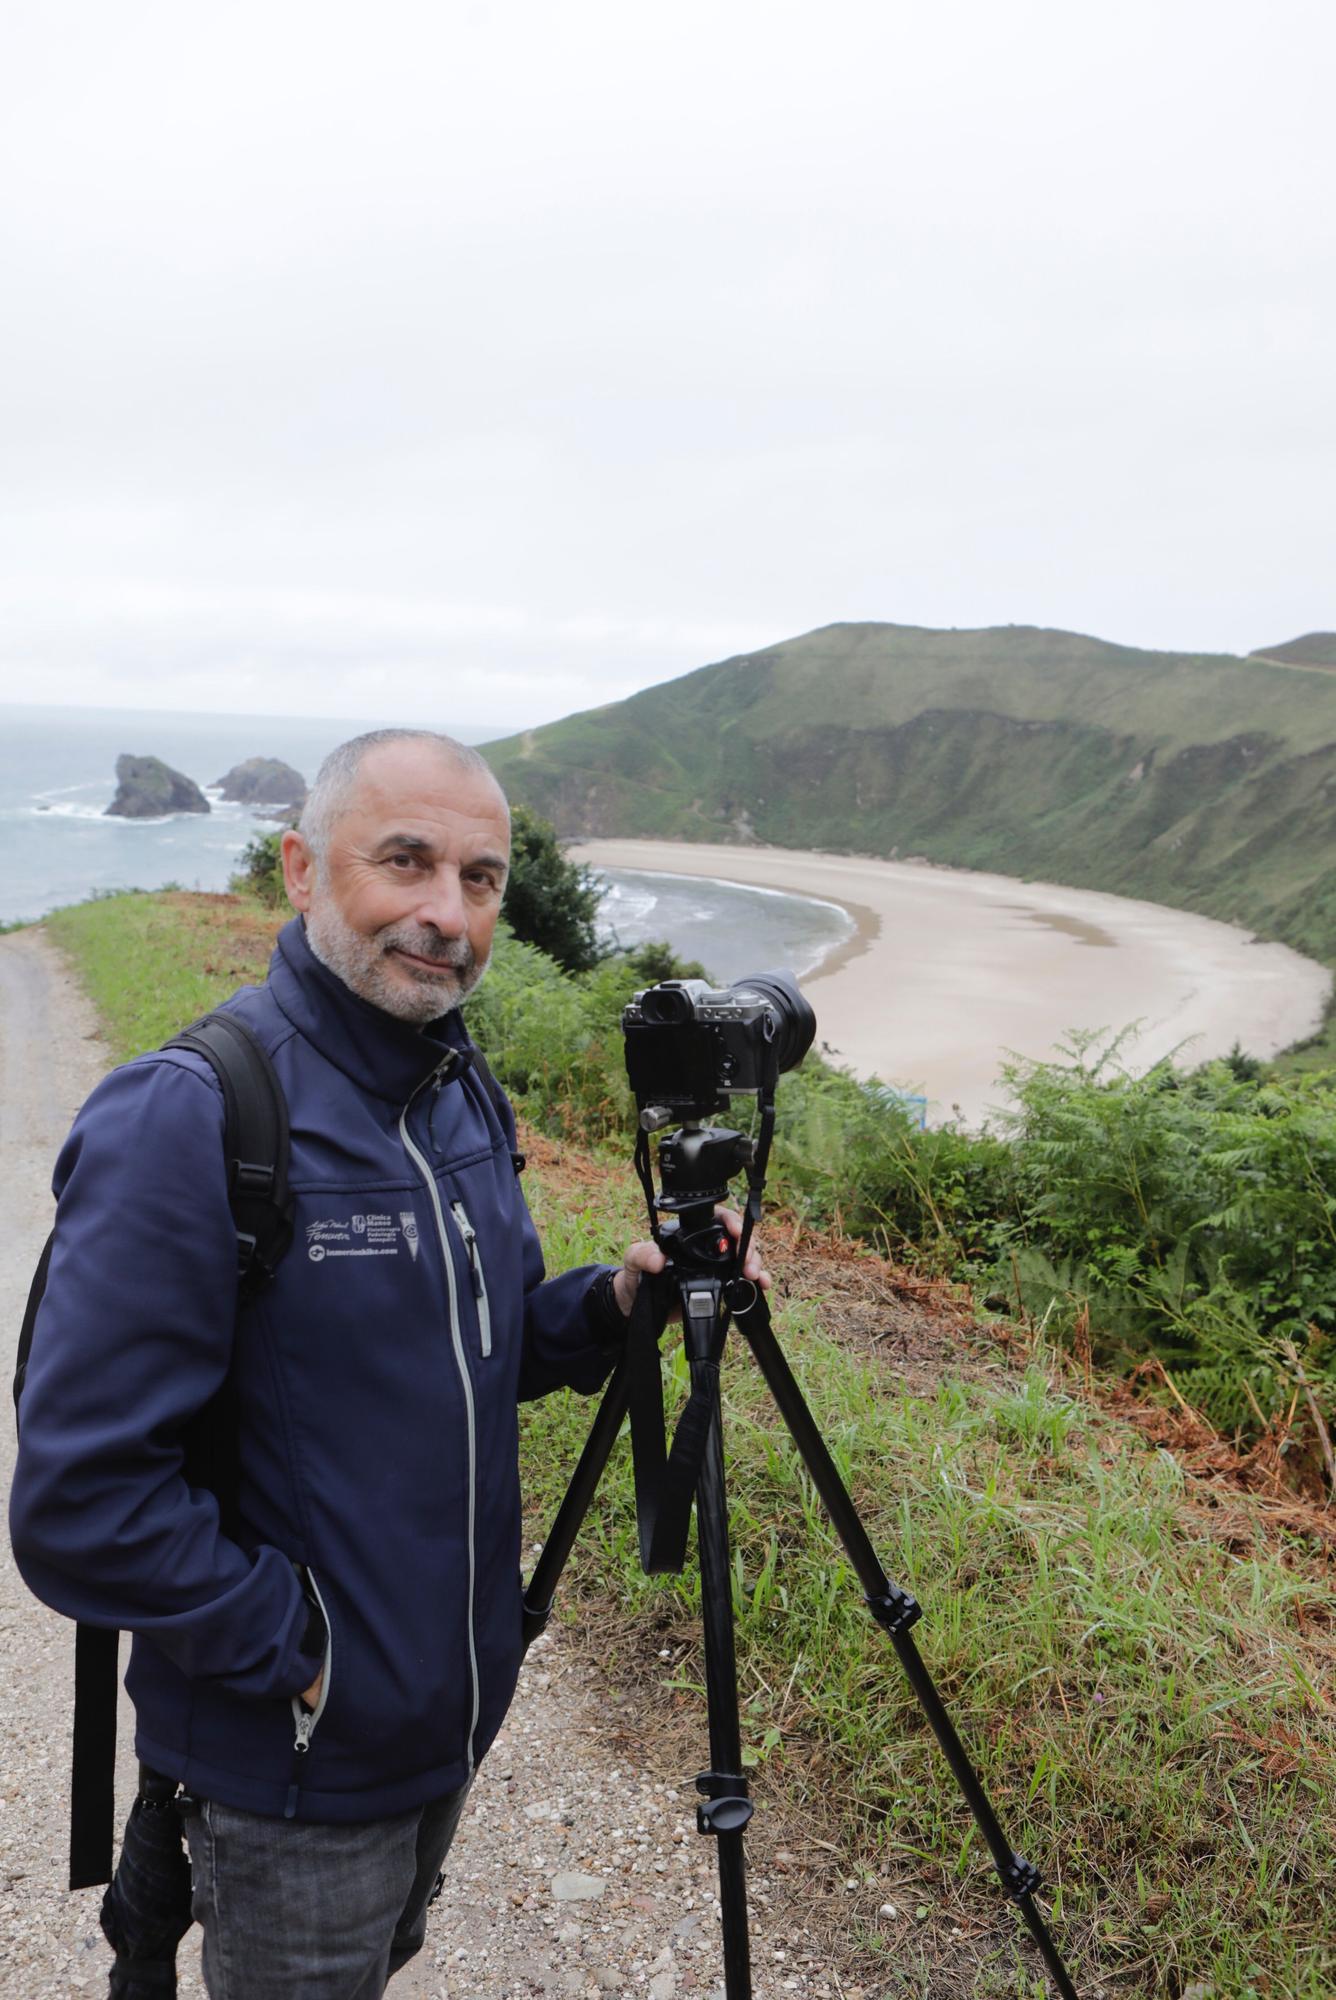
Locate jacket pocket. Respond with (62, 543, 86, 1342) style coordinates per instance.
(290, 1568, 333, 1757)
(450, 1201, 492, 1357)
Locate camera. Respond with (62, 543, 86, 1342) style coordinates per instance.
(622, 972, 816, 1116)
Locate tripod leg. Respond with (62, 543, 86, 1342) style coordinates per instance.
(733, 1289, 1080, 2000)
(522, 1352, 632, 1647)
(682, 1288, 753, 2000)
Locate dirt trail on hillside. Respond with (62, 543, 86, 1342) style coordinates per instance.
(0, 930, 833, 2000)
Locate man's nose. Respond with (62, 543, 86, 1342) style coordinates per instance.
(417, 870, 468, 936)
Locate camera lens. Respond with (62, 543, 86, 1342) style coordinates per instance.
(737, 972, 816, 1074)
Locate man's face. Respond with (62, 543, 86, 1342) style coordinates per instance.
(282, 743, 511, 1024)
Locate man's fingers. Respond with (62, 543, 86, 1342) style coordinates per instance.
(713, 1205, 772, 1290)
(613, 1210, 771, 1318)
(612, 1240, 666, 1315)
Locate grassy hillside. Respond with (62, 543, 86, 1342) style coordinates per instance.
(1251, 632, 1336, 670)
(484, 621, 1336, 1032)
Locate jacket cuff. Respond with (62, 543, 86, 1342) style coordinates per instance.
(583, 1265, 626, 1352)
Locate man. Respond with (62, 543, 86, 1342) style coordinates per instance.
(11, 728, 764, 1999)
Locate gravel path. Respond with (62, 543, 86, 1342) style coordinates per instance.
(0, 930, 838, 1999)
(393, 1630, 834, 2000)
(0, 928, 145, 1994)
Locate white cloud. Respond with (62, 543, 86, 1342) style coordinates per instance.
(0, 0, 1331, 723)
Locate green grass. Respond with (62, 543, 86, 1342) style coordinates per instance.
(46, 890, 282, 1061)
(523, 1193, 1336, 1996)
(45, 884, 1336, 1994)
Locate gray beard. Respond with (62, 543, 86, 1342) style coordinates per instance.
(304, 901, 487, 1024)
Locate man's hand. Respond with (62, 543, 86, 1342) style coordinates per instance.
(300, 1669, 324, 1710)
(611, 1207, 770, 1318)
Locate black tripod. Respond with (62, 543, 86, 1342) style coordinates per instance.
(522, 1111, 1079, 1999)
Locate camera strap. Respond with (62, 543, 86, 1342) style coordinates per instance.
(623, 1266, 669, 1570)
(731, 1095, 774, 1283)
(623, 1271, 726, 1575)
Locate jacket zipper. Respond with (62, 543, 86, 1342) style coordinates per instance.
(284, 1569, 333, 1818)
(451, 1201, 492, 1357)
(400, 1067, 482, 1775)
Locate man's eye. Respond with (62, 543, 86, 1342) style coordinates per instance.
(387, 853, 425, 872)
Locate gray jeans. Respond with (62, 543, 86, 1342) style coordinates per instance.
(184, 1787, 469, 2000)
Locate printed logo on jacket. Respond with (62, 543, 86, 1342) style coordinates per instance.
(306, 1213, 416, 1262)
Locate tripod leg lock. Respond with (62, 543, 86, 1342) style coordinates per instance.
(864, 1585, 922, 1637)
(999, 1853, 1043, 1900)
(694, 1769, 754, 1837)
(520, 1596, 553, 1651)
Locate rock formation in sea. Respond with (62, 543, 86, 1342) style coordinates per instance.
(104, 754, 211, 819)
(214, 757, 308, 815)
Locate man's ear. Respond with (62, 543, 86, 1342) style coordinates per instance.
(281, 829, 316, 913)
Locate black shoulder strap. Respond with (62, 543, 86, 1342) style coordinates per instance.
(16, 1013, 292, 1439)
(23, 1231, 122, 1889)
(468, 1045, 526, 1175)
(60, 1010, 293, 1890)
(69, 1625, 120, 1890)
(13, 1228, 55, 1430)
(165, 1010, 295, 1296)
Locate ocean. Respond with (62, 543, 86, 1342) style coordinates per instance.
(592, 868, 853, 981)
(0, 704, 850, 979)
(0, 705, 389, 925)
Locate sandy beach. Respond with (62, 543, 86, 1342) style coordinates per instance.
(570, 840, 1333, 1126)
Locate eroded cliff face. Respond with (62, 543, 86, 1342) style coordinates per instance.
(104, 754, 210, 818)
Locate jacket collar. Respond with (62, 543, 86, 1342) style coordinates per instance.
(266, 917, 472, 1105)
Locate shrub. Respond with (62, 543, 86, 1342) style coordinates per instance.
(230, 830, 288, 908)
(502, 806, 606, 972)
(992, 1035, 1336, 1426)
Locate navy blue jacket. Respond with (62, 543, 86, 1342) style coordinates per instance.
(10, 919, 614, 1821)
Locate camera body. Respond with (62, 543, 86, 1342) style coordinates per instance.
(622, 973, 815, 1116)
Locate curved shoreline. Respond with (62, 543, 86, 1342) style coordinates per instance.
(570, 839, 1333, 1125)
(602, 860, 880, 981)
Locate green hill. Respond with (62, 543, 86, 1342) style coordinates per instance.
(483, 621, 1336, 1046)
(1249, 631, 1336, 670)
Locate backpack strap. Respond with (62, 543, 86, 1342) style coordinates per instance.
(467, 1045, 526, 1175)
(160, 1008, 296, 1534)
(69, 1625, 120, 1889)
(13, 1227, 54, 1427)
(15, 1218, 118, 1889)
(61, 1010, 293, 1889)
(165, 1011, 295, 1296)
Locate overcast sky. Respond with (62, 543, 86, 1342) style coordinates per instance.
(1, 0, 1331, 730)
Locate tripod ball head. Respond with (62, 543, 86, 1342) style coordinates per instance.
(655, 1124, 754, 1209)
